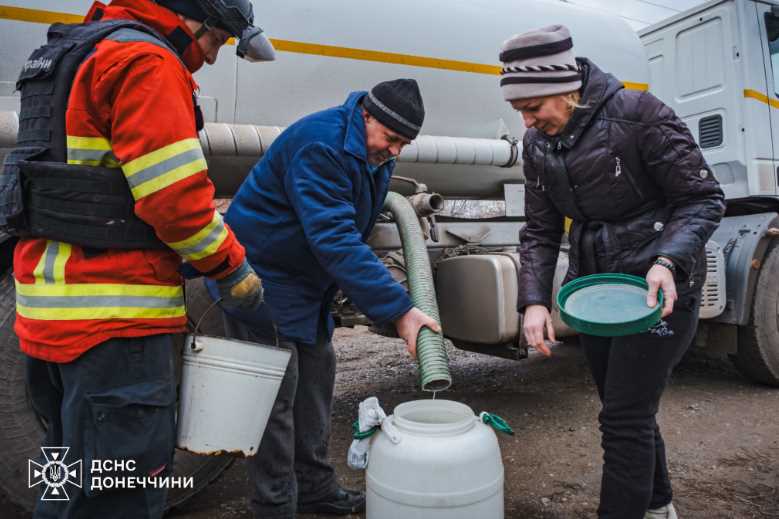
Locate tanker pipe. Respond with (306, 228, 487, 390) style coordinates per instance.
(197, 122, 518, 167)
(383, 191, 451, 393)
(198, 122, 286, 159)
(399, 134, 519, 168)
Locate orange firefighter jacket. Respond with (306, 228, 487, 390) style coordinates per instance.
(14, 0, 246, 362)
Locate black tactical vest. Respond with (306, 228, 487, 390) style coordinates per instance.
(0, 19, 194, 250)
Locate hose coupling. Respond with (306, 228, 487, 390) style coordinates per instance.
(408, 193, 445, 218)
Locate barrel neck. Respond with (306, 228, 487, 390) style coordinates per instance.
(391, 400, 476, 436)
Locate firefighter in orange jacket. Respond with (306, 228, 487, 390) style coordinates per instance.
(8, 0, 274, 516)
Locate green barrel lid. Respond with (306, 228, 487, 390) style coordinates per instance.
(556, 273, 663, 337)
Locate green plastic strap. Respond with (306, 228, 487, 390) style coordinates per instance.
(352, 419, 379, 440)
(480, 412, 514, 436)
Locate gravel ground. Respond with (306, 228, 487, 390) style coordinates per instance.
(4, 326, 779, 518)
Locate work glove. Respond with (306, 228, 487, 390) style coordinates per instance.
(216, 260, 263, 310)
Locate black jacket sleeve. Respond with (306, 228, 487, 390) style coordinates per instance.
(637, 92, 726, 277)
(517, 139, 565, 312)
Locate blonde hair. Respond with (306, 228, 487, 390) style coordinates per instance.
(562, 91, 586, 113)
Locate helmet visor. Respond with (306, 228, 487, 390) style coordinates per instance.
(237, 26, 276, 62)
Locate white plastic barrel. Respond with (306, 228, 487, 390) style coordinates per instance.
(177, 334, 291, 456)
(366, 399, 504, 519)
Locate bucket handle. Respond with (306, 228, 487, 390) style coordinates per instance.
(189, 297, 223, 353)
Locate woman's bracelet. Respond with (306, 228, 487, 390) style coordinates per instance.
(653, 257, 676, 274)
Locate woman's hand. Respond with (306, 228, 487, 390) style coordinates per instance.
(523, 304, 554, 356)
(646, 257, 678, 318)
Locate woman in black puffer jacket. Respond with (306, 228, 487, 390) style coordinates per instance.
(500, 25, 725, 519)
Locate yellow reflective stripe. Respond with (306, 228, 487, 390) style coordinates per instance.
(67, 156, 122, 167)
(15, 281, 185, 320)
(123, 138, 202, 177)
(67, 136, 121, 167)
(166, 212, 228, 261)
(128, 157, 207, 200)
(32, 241, 72, 284)
(67, 136, 111, 150)
(53, 243, 71, 283)
(67, 155, 121, 167)
(16, 282, 183, 298)
(16, 305, 185, 320)
(123, 138, 207, 200)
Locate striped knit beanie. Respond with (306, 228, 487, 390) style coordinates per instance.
(499, 25, 582, 101)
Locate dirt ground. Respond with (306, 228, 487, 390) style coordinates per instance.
(4, 326, 779, 518)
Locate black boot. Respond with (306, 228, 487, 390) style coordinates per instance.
(298, 487, 366, 515)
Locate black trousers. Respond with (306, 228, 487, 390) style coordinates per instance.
(223, 314, 337, 519)
(580, 291, 701, 519)
(26, 334, 177, 519)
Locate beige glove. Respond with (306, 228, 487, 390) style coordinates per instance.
(217, 260, 263, 309)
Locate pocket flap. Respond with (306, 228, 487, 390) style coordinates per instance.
(86, 380, 175, 409)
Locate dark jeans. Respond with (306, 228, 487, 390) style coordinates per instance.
(26, 334, 177, 519)
(580, 291, 701, 519)
(223, 314, 337, 519)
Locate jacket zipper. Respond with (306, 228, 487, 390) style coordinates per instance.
(613, 154, 645, 199)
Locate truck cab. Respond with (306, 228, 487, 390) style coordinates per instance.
(640, 0, 779, 384)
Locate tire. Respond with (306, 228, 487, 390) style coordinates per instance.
(736, 242, 779, 386)
(0, 274, 232, 511)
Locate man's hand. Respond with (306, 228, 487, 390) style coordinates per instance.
(217, 260, 263, 310)
(523, 304, 554, 357)
(394, 307, 441, 359)
(646, 257, 677, 318)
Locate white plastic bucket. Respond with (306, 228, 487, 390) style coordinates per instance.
(366, 399, 504, 519)
(176, 333, 291, 456)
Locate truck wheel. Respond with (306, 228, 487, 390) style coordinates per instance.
(0, 273, 232, 511)
(737, 242, 779, 386)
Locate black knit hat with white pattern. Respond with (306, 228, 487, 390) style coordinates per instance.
(499, 25, 582, 101)
(363, 79, 425, 140)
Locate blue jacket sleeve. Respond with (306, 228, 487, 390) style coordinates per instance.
(284, 143, 413, 324)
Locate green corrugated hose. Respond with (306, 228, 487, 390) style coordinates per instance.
(383, 191, 452, 392)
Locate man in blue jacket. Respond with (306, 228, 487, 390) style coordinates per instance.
(216, 79, 439, 518)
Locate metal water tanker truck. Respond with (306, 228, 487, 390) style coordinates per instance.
(0, 0, 775, 511)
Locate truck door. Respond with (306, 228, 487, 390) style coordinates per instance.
(757, 2, 779, 193)
(641, 0, 761, 199)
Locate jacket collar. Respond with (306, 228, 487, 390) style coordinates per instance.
(555, 58, 623, 150)
(86, 0, 206, 72)
(343, 91, 370, 163)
